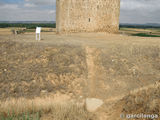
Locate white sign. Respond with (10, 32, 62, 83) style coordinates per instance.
(36, 27, 41, 34)
(36, 27, 41, 41)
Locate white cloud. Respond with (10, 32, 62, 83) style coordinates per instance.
(120, 0, 160, 23)
(0, 8, 56, 21)
(121, 0, 160, 10)
(49, 10, 56, 14)
(0, 2, 55, 21)
(0, 4, 19, 10)
(24, 3, 36, 8)
(0, 0, 160, 24)
(24, 0, 56, 6)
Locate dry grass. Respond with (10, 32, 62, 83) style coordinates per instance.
(0, 40, 87, 99)
(100, 81, 160, 120)
(121, 81, 160, 114)
(105, 81, 160, 120)
(0, 28, 12, 35)
(0, 96, 93, 120)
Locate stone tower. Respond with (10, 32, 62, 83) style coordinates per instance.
(56, 0, 120, 34)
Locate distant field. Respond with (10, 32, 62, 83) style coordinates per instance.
(120, 27, 160, 37)
(0, 27, 56, 35)
(0, 28, 12, 35)
(0, 23, 160, 38)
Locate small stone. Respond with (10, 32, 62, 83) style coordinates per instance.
(80, 96, 83, 98)
(41, 90, 48, 93)
(32, 80, 36, 83)
(86, 98, 104, 112)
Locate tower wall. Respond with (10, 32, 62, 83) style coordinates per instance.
(56, 0, 120, 34)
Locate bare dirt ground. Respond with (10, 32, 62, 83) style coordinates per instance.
(0, 31, 160, 119)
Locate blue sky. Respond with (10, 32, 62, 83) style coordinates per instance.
(0, 0, 160, 24)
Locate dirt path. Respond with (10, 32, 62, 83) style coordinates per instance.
(85, 46, 98, 97)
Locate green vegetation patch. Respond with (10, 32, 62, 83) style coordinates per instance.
(132, 33, 160, 37)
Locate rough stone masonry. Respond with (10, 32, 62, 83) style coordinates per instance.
(56, 0, 120, 34)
